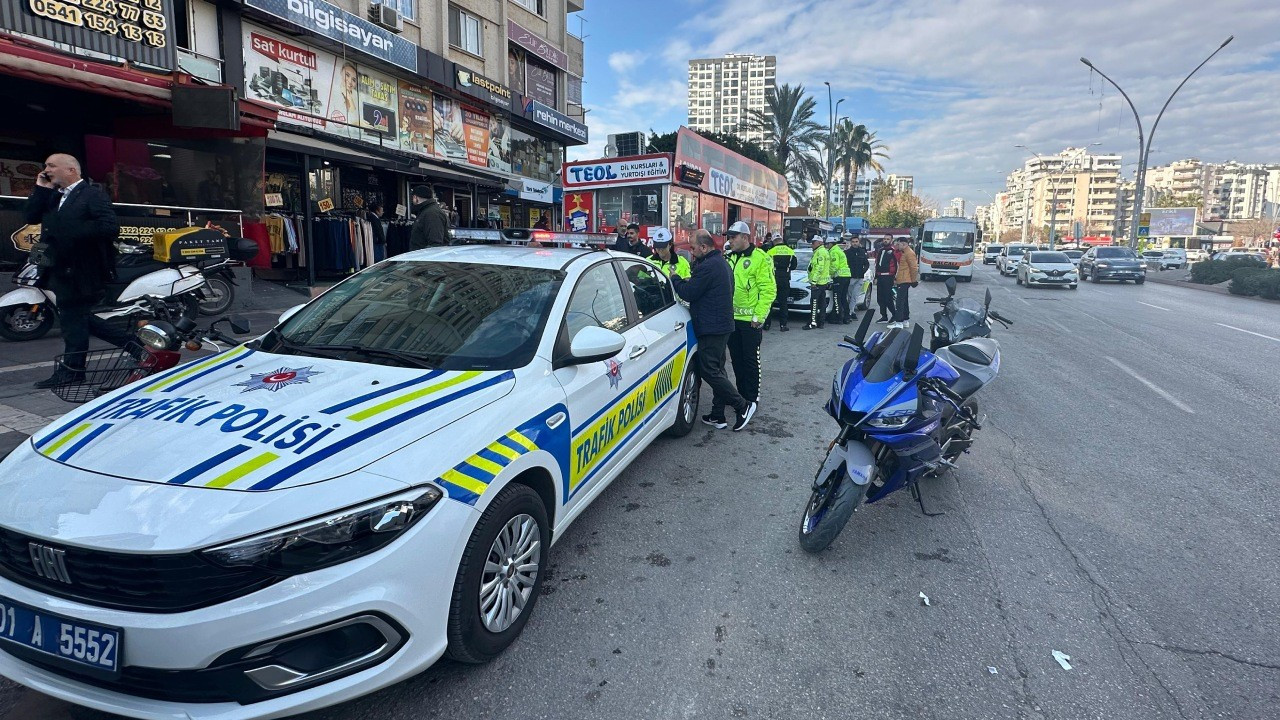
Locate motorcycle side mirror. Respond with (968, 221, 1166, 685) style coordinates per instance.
(851, 311, 874, 348)
(903, 324, 924, 379)
(945, 277, 957, 296)
(227, 315, 252, 335)
(985, 289, 993, 309)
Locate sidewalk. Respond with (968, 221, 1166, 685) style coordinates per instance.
(0, 272, 304, 457)
(1145, 270, 1280, 305)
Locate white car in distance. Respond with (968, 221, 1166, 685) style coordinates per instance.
(1016, 250, 1079, 289)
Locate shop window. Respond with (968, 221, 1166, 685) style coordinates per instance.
(669, 186, 699, 248)
(449, 6, 484, 56)
(597, 185, 662, 232)
(565, 263, 630, 337)
(375, 0, 415, 22)
(85, 136, 264, 215)
(511, 0, 545, 15)
(622, 261, 675, 319)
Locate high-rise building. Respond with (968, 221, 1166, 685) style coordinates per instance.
(995, 147, 1122, 241)
(886, 174, 914, 196)
(687, 54, 777, 143)
(1209, 162, 1275, 220)
(946, 197, 966, 217)
(829, 177, 874, 216)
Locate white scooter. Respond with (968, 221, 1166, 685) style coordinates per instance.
(0, 247, 229, 342)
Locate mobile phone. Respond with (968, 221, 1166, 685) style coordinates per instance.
(40, 172, 51, 181)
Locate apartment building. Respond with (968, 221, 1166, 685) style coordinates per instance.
(996, 148, 1122, 240)
(946, 197, 966, 217)
(829, 177, 874, 216)
(886, 174, 914, 196)
(687, 54, 777, 143)
(1144, 158, 1209, 202)
(1209, 162, 1275, 220)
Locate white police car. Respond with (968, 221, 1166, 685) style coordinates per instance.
(0, 245, 699, 718)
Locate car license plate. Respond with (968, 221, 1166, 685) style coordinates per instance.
(933, 262, 957, 268)
(0, 596, 121, 674)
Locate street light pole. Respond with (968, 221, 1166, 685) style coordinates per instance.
(1081, 36, 1232, 249)
(822, 82, 844, 225)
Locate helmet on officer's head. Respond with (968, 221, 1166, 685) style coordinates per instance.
(727, 220, 751, 236)
(651, 227, 673, 248)
(841, 232, 853, 240)
(809, 234, 824, 245)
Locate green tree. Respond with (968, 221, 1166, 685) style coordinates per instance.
(831, 120, 889, 218)
(870, 181, 895, 215)
(868, 191, 930, 229)
(741, 83, 826, 204)
(646, 129, 781, 173)
(1152, 192, 1204, 211)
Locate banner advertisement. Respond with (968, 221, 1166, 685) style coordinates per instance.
(3, 0, 177, 69)
(462, 108, 491, 168)
(357, 71, 397, 145)
(432, 95, 467, 161)
(674, 127, 787, 212)
(507, 19, 568, 70)
(488, 116, 512, 174)
(1148, 207, 1197, 236)
(397, 82, 434, 157)
(525, 61, 557, 107)
(565, 191, 593, 232)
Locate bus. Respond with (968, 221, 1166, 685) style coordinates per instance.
(918, 217, 980, 282)
(784, 216, 834, 246)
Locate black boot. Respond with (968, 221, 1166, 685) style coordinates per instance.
(34, 368, 85, 389)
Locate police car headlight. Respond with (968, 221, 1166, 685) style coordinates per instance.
(867, 415, 910, 428)
(202, 488, 442, 575)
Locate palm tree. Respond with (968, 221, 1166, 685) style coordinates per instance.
(831, 120, 890, 218)
(741, 83, 826, 205)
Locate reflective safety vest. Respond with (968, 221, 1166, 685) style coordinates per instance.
(655, 254, 691, 280)
(767, 244, 797, 277)
(829, 245, 851, 278)
(807, 246, 832, 285)
(726, 247, 777, 322)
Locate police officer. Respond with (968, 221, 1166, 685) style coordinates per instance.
(827, 236, 852, 324)
(764, 234, 796, 331)
(724, 220, 775, 407)
(650, 227, 690, 279)
(805, 234, 831, 329)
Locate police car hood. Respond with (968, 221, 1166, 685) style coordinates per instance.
(28, 348, 515, 491)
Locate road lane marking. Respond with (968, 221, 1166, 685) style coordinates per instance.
(1046, 319, 1074, 334)
(1215, 323, 1280, 344)
(0, 362, 49, 376)
(1104, 357, 1195, 414)
(1137, 301, 1169, 311)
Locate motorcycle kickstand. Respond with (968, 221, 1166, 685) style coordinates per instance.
(909, 480, 945, 517)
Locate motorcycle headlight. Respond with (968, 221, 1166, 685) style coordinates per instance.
(867, 415, 910, 428)
(202, 488, 442, 575)
(136, 322, 176, 350)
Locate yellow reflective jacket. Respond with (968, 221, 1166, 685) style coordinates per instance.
(726, 247, 777, 322)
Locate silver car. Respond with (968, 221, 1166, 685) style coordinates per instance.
(1016, 251, 1078, 289)
(787, 249, 872, 314)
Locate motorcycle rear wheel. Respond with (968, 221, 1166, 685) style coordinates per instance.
(198, 276, 234, 316)
(0, 305, 55, 342)
(798, 462, 865, 553)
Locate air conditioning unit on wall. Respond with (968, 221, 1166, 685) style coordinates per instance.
(369, 3, 403, 33)
(608, 132, 647, 158)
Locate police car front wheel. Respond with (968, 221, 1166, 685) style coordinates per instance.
(447, 483, 550, 664)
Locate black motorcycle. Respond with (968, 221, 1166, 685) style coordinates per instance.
(926, 277, 1012, 351)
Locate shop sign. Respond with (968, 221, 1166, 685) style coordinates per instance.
(525, 61, 556, 107)
(462, 108, 491, 168)
(521, 98, 588, 145)
(398, 82, 434, 157)
(562, 154, 670, 189)
(455, 68, 512, 112)
(507, 19, 567, 71)
(708, 167, 778, 211)
(244, 0, 417, 73)
(518, 180, 553, 203)
(5, 0, 177, 69)
(564, 192, 593, 232)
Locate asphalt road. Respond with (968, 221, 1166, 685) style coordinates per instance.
(1, 265, 1278, 719)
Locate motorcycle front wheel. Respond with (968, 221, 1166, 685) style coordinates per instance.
(0, 304, 55, 342)
(798, 461, 865, 553)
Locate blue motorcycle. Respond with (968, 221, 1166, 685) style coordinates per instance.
(798, 303, 1012, 553)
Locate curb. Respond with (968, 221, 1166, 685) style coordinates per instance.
(1145, 273, 1280, 305)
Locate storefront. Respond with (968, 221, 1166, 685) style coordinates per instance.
(0, 14, 273, 268)
(561, 128, 787, 249)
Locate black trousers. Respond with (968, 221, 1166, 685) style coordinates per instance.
(875, 277, 896, 319)
(727, 320, 763, 404)
(830, 277, 851, 323)
(809, 284, 828, 327)
(769, 276, 789, 328)
(894, 283, 911, 322)
(58, 300, 94, 371)
(698, 332, 746, 418)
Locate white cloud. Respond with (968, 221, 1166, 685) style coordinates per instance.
(608, 51, 643, 74)
(583, 0, 1280, 211)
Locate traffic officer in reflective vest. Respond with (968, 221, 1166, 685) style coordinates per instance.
(650, 227, 690, 279)
(826, 236, 852, 324)
(805, 235, 831, 329)
(724, 220, 776, 407)
(764, 235, 796, 331)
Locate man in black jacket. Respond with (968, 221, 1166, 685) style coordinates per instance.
(409, 185, 450, 250)
(366, 202, 387, 262)
(844, 234, 869, 320)
(24, 154, 119, 387)
(671, 230, 756, 432)
(611, 223, 652, 258)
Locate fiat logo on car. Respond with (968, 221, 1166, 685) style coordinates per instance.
(28, 542, 72, 584)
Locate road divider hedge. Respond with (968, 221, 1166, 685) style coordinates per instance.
(1228, 267, 1280, 299)
(1190, 256, 1267, 285)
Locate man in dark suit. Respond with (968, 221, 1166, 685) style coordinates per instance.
(24, 153, 119, 388)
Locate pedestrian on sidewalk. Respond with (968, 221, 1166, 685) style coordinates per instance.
(872, 236, 898, 323)
(366, 202, 387, 262)
(409, 185, 450, 250)
(724, 220, 775, 409)
(24, 154, 119, 389)
(671, 230, 757, 432)
(612, 223, 653, 258)
(892, 238, 919, 328)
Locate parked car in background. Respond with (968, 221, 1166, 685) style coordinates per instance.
(1212, 250, 1266, 263)
(982, 244, 1004, 265)
(1185, 248, 1209, 263)
(997, 244, 1035, 276)
(1160, 248, 1187, 269)
(1079, 246, 1147, 284)
(1062, 249, 1084, 266)
(1016, 251, 1078, 289)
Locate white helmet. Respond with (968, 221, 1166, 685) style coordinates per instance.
(727, 220, 751, 236)
(650, 227, 673, 246)
(810, 234, 824, 245)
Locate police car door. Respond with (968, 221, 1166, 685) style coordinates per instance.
(554, 260, 663, 513)
(620, 260, 689, 436)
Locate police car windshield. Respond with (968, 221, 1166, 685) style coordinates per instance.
(266, 261, 563, 371)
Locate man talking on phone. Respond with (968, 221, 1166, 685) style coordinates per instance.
(24, 153, 119, 388)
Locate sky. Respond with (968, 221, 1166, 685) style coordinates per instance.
(568, 0, 1280, 213)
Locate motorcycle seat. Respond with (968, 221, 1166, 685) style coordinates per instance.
(949, 369, 984, 399)
(949, 337, 998, 366)
(112, 257, 169, 284)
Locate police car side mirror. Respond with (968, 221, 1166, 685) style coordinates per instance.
(566, 326, 626, 366)
(278, 304, 305, 326)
